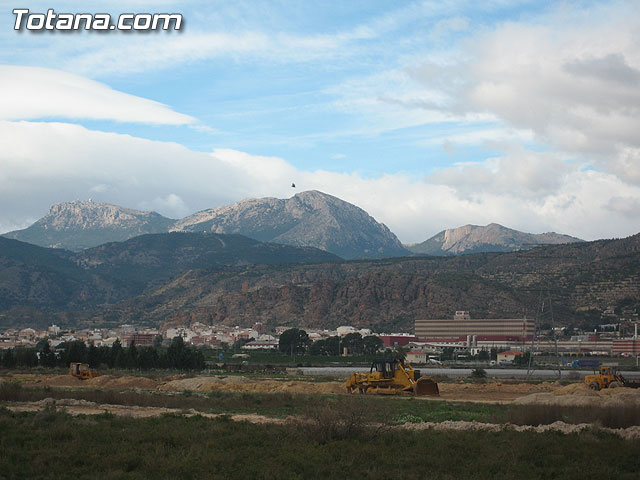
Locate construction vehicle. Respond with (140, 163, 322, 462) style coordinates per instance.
(69, 362, 99, 380)
(346, 359, 439, 396)
(584, 366, 640, 391)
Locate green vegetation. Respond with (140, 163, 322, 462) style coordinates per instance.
(0, 408, 638, 479)
(3, 381, 639, 429)
(1, 337, 205, 371)
(0, 382, 500, 423)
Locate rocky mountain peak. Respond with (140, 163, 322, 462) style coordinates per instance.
(43, 200, 169, 230)
(407, 223, 582, 256)
(4, 200, 174, 251)
(172, 190, 408, 259)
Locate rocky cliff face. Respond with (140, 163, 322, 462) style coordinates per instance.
(407, 223, 582, 256)
(4, 201, 174, 251)
(172, 190, 408, 259)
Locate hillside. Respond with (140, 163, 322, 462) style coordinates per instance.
(76, 232, 340, 292)
(2, 229, 638, 331)
(407, 223, 582, 255)
(83, 233, 640, 332)
(0, 233, 340, 327)
(171, 190, 408, 259)
(0, 237, 112, 311)
(3, 201, 175, 251)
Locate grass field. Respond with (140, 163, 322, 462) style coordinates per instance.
(2, 381, 640, 428)
(0, 407, 638, 479)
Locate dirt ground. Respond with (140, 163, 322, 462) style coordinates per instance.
(5, 398, 640, 440)
(4, 372, 640, 406)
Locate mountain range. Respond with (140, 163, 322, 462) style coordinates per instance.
(3, 190, 582, 259)
(1, 231, 638, 331)
(4, 191, 406, 259)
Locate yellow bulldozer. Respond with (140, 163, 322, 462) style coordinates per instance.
(346, 359, 439, 396)
(69, 362, 99, 380)
(584, 366, 640, 391)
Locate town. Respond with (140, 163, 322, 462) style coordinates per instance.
(2, 310, 639, 366)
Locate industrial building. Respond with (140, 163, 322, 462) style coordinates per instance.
(415, 311, 534, 347)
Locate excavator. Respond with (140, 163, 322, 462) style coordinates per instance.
(68, 362, 99, 380)
(585, 366, 640, 391)
(346, 359, 439, 396)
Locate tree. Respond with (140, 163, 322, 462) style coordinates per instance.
(278, 328, 310, 355)
(2, 349, 16, 368)
(477, 350, 490, 361)
(514, 352, 531, 367)
(16, 348, 38, 367)
(39, 342, 57, 368)
(391, 346, 407, 361)
(62, 340, 88, 365)
(342, 333, 363, 355)
(152, 335, 163, 348)
(110, 339, 125, 368)
(363, 336, 383, 356)
(490, 348, 498, 362)
(126, 340, 138, 369)
(441, 347, 454, 361)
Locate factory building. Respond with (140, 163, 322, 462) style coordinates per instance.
(415, 311, 534, 346)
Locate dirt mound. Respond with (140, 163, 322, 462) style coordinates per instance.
(515, 386, 640, 407)
(37, 398, 98, 407)
(21, 374, 159, 390)
(399, 419, 640, 439)
(159, 375, 344, 394)
(200, 380, 344, 394)
(441, 382, 557, 395)
(552, 383, 598, 397)
(33, 375, 85, 387)
(85, 375, 159, 390)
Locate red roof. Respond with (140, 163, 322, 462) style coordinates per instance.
(500, 350, 525, 355)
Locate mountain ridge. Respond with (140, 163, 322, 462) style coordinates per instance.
(4, 191, 409, 259)
(407, 223, 583, 256)
(3, 200, 175, 251)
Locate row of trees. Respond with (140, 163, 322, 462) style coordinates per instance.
(0, 337, 205, 371)
(278, 329, 384, 356)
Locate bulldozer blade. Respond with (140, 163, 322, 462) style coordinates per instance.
(414, 378, 439, 396)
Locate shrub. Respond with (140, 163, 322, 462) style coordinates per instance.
(394, 413, 423, 424)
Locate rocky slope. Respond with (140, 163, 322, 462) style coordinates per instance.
(76, 232, 340, 293)
(3, 201, 175, 251)
(171, 190, 408, 259)
(72, 233, 640, 332)
(407, 223, 582, 256)
(0, 233, 340, 326)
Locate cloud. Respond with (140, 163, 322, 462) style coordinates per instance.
(429, 147, 573, 199)
(458, 5, 640, 182)
(2, 120, 639, 243)
(0, 65, 194, 125)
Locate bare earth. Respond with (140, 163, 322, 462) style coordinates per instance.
(3, 373, 640, 439)
(6, 372, 640, 405)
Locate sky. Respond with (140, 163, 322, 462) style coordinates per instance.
(1, 0, 639, 243)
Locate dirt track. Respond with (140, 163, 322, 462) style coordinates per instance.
(5, 398, 640, 440)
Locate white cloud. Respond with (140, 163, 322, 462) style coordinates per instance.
(3, 120, 637, 243)
(0, 65, 194, 125)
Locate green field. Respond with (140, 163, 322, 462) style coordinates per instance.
(0, 407, 638, 479)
